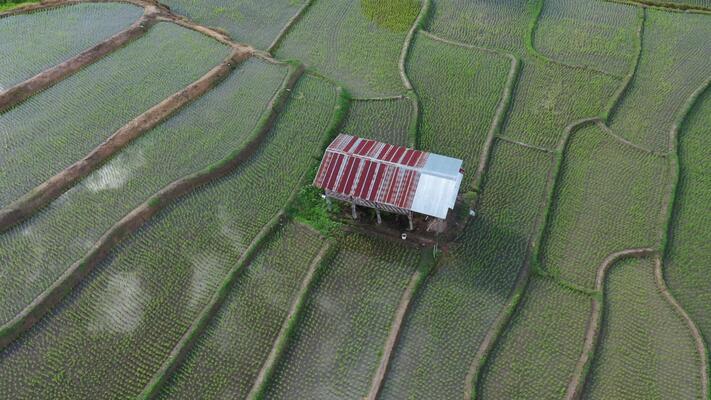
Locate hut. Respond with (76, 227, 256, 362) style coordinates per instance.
(313, 134, 464, 230)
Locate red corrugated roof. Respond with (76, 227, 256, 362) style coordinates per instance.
(313, 134, 428, 211)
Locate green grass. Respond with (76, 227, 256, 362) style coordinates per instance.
(0, 3, 142, 88)
(157, 222, 324, 399)
(160, 0, 305, 50)
(0, 58, 285, 327)
(0, 74, 336, 398)
(408, 32, 511, 185)
(263, 234, 420, 399)
(275, 0, 418, 96)
(379, 141, 553, 399)
(665, 86, 711, 373)
(539, 124, 667, 290)
(534, 0, 639, 77)
(583, 257, 704, 400)
(359, 0, 421, 32)
(480, 276, 591, 400)
(609, 9, 711, 153)
(342, 97, 414, 146)
(0, 0, 38, 12)
(0, 22, 230, 209)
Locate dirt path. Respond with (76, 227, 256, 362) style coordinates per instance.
(654, 256, 709, 399)
(365, 261, 431, 400)
(0, 6, 158, 113)
(563, 248, 655, 400)
(246, 240, 335, 400)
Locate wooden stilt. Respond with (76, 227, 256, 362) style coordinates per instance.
(376, 208, 382, 224)
(407, 211, 413, 231)
(351, 200, 357, 219)
(325, 196, 332, 211)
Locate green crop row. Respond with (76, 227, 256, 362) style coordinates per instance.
(426, 0, 531, 55)
(499, 59, 619, 149)
(379, 141, 553, 399)
(584, 257, 704, 399)
(263, 234, 420, 399)
(533, 0, 639, 77)
(0, 22, 231, 209)
(608, 9, 711, 153)
(275, 0, 419, 96)
(539, 124, 668, 290)
(0, 58, 286, 327)
(0, 2, 142, 88)
(408, 32, 511, 186)
(342, 97, 414, 146)
(665, 85, 711, 376)
(479, 276, 591, 399)
(0, 73, 336, 398)
(156, 222, 325, 399)
(160, 0, 306, 50)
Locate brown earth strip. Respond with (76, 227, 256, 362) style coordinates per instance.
(246, 239, 337, 400)
(653, 256, 709, 399)
(0, 7, 158, 113)
(564, 248, 656, 400)
(0, 62, 304, 352)
(266, 0, 315, 54)
(0, 48, 252, 233)
(366, 249, 436, 400)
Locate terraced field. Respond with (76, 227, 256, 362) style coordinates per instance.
(1, 1, 709, 399)
(0, 58, 286, 326)
(264, 234, 420, 399)
(0, 22, 230, 208)
(0, 72, 336, 398)
(160, 0, 305, 50)
(380, 141, 552, 399)
(584, 257, 703, 400)
(0, 2, 143, 88)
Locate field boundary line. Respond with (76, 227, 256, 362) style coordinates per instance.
(601, 7, 645, 123)
(527, 0, 625, 79)
(246, 239, 337, 400)
(366, 248, 437, 400)
(399, 0, 431, 148)
(654, 255, 710, 399)
(266, 0, 315, 54)
(418, 31, 522, 193)
(0, 62, 304, 352)
(602, 0, 711, 14)
(139, 211, 288, 400)
(399, 0, 431, 91)
(495, 137, 552, 154)
(0, 6, 158, 113)
(466, 118, 597, 400)
(564, 248, 656, 400)
(0, 48, 251, 233)
(657, 77, 711, 398)
(595, 120, 662, 156)
(659, 74, 711, 249)
(350, 95, 406, 101)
